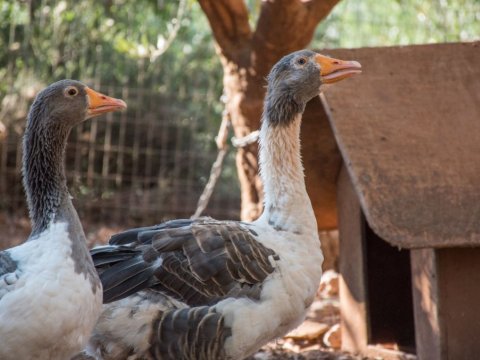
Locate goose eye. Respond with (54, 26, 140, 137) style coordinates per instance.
(297, 57, 307, 65)
(65, 87, 78, 97)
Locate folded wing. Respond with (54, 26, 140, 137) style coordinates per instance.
(92, 217, 279, 305)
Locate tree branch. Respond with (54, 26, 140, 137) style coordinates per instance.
(255, 0, 341, 50)
(252, 0, 341, 76)
(305, 0, 342, 23)
(150, 0, 187, 62)
(197, 0, 252, 58)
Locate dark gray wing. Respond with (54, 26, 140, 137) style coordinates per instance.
(0, 250, 19, 299)
(0, 251, 17, 276)
(92, 217, 279, 304)
(149, 306, 230, 360)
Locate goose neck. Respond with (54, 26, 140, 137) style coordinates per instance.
(258, 114, 315, 230)
(22, 119, 73, 237)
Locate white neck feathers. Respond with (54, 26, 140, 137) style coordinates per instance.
(258, 114, 316, 231)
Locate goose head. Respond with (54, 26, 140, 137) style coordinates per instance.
(264, 50, 361, 126)
(27, 79, 127, 131)
(23, 80, 127, 235)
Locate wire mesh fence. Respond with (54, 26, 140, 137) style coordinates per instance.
(0, 85, 241, 227)
(1, 0, 478, 231)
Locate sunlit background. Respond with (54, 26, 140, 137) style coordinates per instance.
(0, 0, 479, 226)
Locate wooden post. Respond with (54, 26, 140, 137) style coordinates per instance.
(411, 247, 480, 359)
(437, 248, 480, 359)
(337, 165, 368, 352)
(410, 249, 441, 360)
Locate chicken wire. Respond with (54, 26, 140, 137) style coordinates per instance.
(0, 86, 240, 226)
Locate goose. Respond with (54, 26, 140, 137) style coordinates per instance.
(0, 80, 126, 360)
(84, 50, 361, 360)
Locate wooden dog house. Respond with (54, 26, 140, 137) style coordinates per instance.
(301, 41, 480, 359)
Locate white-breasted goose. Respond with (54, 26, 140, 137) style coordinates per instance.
(84, 51, 361, 360)
(0, 80, 126, 360)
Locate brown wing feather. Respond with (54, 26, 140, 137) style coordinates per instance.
(95, 218, 279, 306)
(151, 219, 279, 303)
(149, 306, 230, 360)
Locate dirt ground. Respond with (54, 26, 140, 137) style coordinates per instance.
(0, 214, 371, 360)
(249, 347, 364, 360)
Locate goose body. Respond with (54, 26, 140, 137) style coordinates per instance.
(1, 223, 103, 360)
(0, 80, 126, 360)
(84, 50, 361, 360)
(88, 215, 321, 359)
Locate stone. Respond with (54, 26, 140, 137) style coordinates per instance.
(285, 320, 330, 341)
(306, 299, 340, 326)
(318, 270, 339, 298)
(323, 323, 341, 349)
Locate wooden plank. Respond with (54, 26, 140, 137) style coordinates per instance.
(302, 95, 342, 231)
(411, 249, 442, 360)
(337, 164, 368, 352)
(365, 345, 417, 360)
(412, 248, 480, 359)
(436, 247, 480, 359)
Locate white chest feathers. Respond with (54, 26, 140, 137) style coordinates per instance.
(217, 223, 324, 359)
(0, 222, 102, 360)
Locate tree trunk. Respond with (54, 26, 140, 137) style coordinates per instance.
(199, 0, 341, 220)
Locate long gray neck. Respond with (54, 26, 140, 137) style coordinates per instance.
(22, 106, 100, 290)
(23, 114, 74, 236)
(258, 106, 316, 233)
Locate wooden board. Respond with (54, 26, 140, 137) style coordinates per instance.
(322, 42, 480, 248)
(410, 249, 441, 360)
(436, 247, 480, 359)
(302, 96, 342, 230)
(411, 247, 480, 359)
(337, 165, 368, 352)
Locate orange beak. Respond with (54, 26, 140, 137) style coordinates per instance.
(315, 54, 362, 84)
(85, 87, 127, 119)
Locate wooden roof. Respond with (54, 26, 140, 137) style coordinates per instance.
(304, 42, 480, 248)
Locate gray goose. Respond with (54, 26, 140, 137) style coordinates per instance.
(0, 80, 126, 360)
(85, 50, 361, 360)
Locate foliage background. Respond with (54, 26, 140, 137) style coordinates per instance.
(0, 0, 478, 222)
(2, 0, 478, 125)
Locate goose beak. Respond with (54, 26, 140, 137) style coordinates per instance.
(316, 54, 362, 84)
(86, 87, 127, 119)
